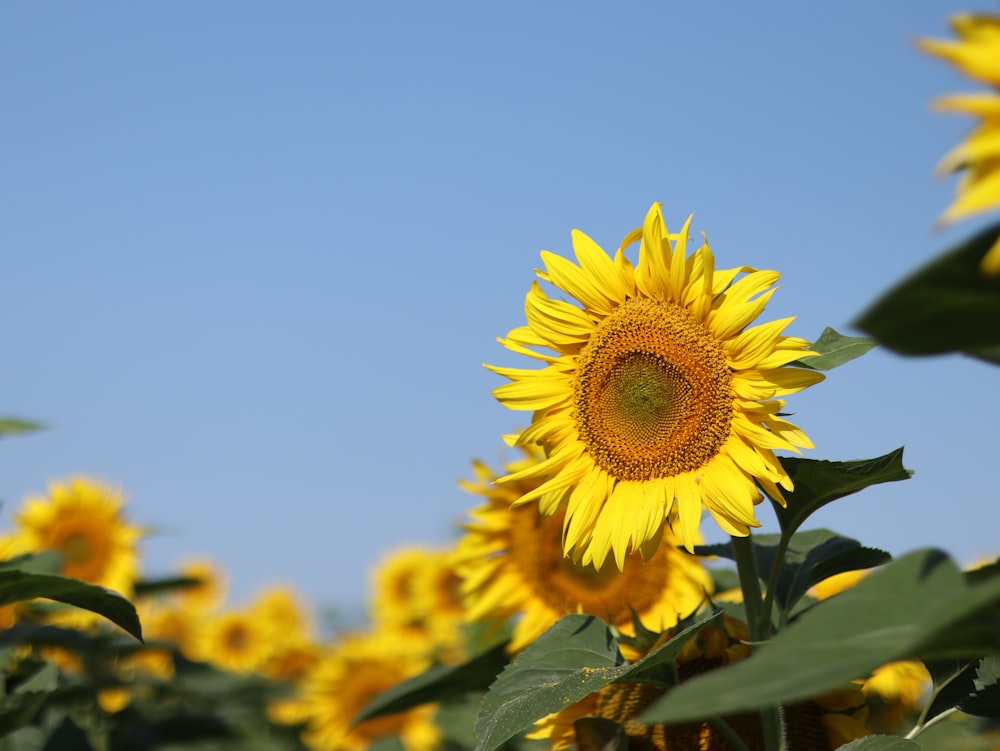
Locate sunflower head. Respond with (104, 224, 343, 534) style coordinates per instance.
(298, 630, 440, 751)
(531, 616, 870, 751)
(454, 447, 712, 653)
(6, 478, 143, 628)
(489, 204, 822, 568)
(920, 12, 1000, 274)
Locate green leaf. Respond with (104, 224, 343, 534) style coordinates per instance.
(836, 737, 922, 751)
(131, 575, 205, 598)
(769, 449, 912, 535)
(923, 659, 978, 723)
(0, 570, 142, 641)
(959, 654, 1000, 719)
(0, 664, 56, 738)
(41, 717, 92, 751)
(0, 419, 47, 438)
(791, 327, 877, 370)
(356, 641, 510, 723)
(473, 616, 624, 751)
(473, 611, 720, 751)
(697, 530, 889, 614)
(855, 220, 1000, 356)
(640, 549, 1000, 724)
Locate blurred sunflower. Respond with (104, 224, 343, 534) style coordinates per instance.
(193, 608, 272, 674)
(489, 203, 822, 568)
(454, 448, 711, 652)
(371, 546, 467, 660)
(174, 558, 227, 613)
(253, 584, 313, 642)
(298, 631, 439, 751)
(6, 477, 142, 627)
(920, 12, 1000, 274)
(531, 616, 870, 751)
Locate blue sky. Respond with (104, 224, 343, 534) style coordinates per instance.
(3, 2, 996, 616)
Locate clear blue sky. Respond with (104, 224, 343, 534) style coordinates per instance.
(3, 2, 996, 615)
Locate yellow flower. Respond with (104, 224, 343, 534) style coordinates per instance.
(920, 12, 1000, 275)
(193, 608, 272, 674)
(454, 448, 712, 652)
(489, 203, 822, 568)
(371, 546, 467, 660)
(298, 631, 440, 751)
(531, 616, 869, 751)
(7, 477, 142, 627)
(253, 584, 313, 643)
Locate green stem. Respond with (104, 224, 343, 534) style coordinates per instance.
(906, 706, 958, 740)
(731, 534, 785, 751)
(761, 533, 791, 632)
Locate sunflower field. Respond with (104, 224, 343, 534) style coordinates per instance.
(4, 7, 1000, 751)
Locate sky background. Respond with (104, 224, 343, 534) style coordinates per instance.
(3, 2, 997, 621)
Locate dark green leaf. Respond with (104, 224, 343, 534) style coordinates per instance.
(640, 549, 1000, 724)
(356, 641, 509, 723)
(41, 717, 92, 751)
(791, 327, 877, 370)
(769, 449, 912, 535)
(923, 659, 978, 723)
(966, 343, 1000, 365)
(473, 616, 624, 751)
(0, 570, 142, 641)
(0, 693, 49, 738)
(131, 576, 204, 598)
(806, 546, 891, 592)
(855, 220, 1000, 356)
(42, 717, 94, 751)
(572, 718, 627, 751)
(0, 419, 47, 438)
(697, 531, 889, 614)
(960, 654, 1000, 719)
(836, 737, 922, 751)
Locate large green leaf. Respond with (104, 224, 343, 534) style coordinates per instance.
(640, 549, 1000, 724)
(0, 663, 56, 738)
(355, 641, 509, 723)
(473, 612, 719, 751)
(473, 616, 624, 751)
(855, 221, 1000, 356)
(769, 449, 912, 535)
(790, 327, 877, 370)
(0, 570, 141, 641)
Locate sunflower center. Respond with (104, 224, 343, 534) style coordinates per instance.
(574, 298, 733, 481)
(62, 533, 93, 564)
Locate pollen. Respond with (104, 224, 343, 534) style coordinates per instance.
(573, 298, 732, 481)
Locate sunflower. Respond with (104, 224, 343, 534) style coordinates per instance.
(173, 558, 227, 613)
(193, 608, 273, 674)
(920, 12, 1000, 275)
(531, 616, 870, 751)
(298, 630, 440, 751)
(371, 546, 468, 660)
(7, 477, 142, 626)
(253, 584, 313, 643)
(454, 447, 712, 652)
(488, 204, 823, 568)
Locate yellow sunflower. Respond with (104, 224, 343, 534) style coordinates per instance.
(920, 12, 1000, 275)
(7, 477, 142, 626)
(454, 448, 712, 652)
(489, 204, 823, 568)
(531, 616, 870, 751)
(192, 608, 272, 674)
(371, 546, 467, 660)
(298, 630, 440, 751)
(174, 558, 227, 613)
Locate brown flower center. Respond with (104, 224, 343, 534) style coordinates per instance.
(573, 298, 733, 481)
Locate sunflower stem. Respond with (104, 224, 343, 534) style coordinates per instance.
(731, 534, 785, 751)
